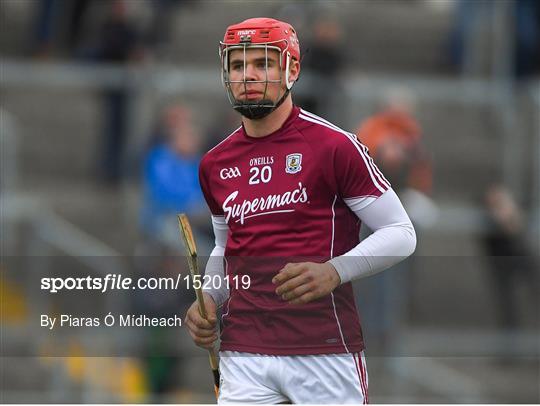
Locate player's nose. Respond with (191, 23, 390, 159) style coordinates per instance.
(242, 64, 258, 81)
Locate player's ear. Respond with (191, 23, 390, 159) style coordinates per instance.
(289, 59, 300, 83)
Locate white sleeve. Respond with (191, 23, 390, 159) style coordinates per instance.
(328, 189, 417, 284)
(201, 215, 229, 306)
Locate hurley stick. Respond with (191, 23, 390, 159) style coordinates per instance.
(177, 214, 220, 398)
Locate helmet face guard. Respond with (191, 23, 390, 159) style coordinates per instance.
(220, 42, 293, 119)
(219, 18, 300, 120)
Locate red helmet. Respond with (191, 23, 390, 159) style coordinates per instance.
(219, 18, 301, 119)
(221, 17, 300, 63)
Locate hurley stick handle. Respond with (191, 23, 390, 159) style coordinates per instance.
(177, 214, 220, 397)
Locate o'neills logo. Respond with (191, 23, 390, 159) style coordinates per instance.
(223, 183, 308, 224)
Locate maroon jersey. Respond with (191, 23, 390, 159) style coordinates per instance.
(199, 107, 390, 355)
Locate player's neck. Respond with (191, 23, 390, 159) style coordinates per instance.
(242, 96, 293, 138)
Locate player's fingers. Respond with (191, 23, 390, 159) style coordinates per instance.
(281, 282, 313, 301)
(272, 262, 305, 285)
(186, 306, 216, 330)
(205, 308, 218, 324)
(277, 262, 301, 276)
(189, 328, 218, 348)
(196, 340, 218, 350)
(185, 326, 217, 352)
(275, 273, 311, 296)
(190, 315, 216, 331)
(186, 319, 216, 338)
(194, 331, 218, 344)
(203, 295, 218, 324)
(288, 291, 317, 305)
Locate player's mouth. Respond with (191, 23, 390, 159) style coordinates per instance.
(239, 91, 265, 100)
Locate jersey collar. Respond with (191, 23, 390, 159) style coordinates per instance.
(240, 105, 300, 142)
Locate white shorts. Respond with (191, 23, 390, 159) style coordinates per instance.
(218, 351, 368, 404)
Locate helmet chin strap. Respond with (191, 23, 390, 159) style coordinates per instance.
(233, 89, 290, 120)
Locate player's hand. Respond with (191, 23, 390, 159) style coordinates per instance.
(184, 293, 218, 349)
(272, 262, 341, 305)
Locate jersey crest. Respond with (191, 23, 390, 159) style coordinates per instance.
(285, 153, 303, 174)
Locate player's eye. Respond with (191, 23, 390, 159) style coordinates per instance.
(230, 62, 243, 71)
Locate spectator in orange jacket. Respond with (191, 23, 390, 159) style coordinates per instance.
(357, 89, 432, 195)
(357, 87, 437, 229)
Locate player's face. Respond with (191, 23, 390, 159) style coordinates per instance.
(228, 48, 284, 104)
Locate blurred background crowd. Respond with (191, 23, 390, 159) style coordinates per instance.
(1, 0, 538, 403)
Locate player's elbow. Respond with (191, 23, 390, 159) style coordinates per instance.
(391, 220, 416, 259)
(403, 221, 417, 258)
(400, 221, 416, 259)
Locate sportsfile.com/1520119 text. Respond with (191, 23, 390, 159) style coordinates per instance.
(40, 273, 251, 293)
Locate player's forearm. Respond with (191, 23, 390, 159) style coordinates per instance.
(329, 189, 416, 284)
(329, 222, 416, 283)
(202, 215, 229, 306)
(202, 245, 229, 307)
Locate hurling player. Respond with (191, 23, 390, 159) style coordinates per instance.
(185, 17, 416, 404)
